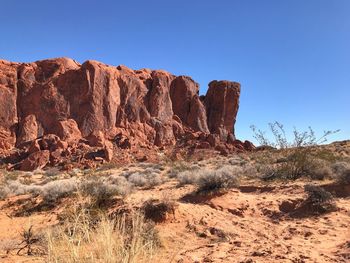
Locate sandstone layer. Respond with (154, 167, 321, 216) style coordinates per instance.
(0, 58, 253, 170)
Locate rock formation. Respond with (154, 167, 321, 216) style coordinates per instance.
(0, 58, 253, 170)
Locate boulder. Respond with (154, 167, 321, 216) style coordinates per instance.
(17, 115, 39, 146)
(20, 150, 50, 171)
(55, 119, 82, 144)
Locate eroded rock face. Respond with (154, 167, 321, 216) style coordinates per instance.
(0, 57, 248, 170)
(204, 80, 240, 141)
(0, 60, 18, 151)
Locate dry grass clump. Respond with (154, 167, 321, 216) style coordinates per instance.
(177, 166, 241, 194)
(304, 184, 336, 214)
(47, 208, 160, 263)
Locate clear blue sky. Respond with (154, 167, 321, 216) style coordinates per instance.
(1, 0, 349, 144)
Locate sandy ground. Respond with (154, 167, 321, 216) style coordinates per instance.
(0, 179, 349, 263)
(0, 141, 349, 262)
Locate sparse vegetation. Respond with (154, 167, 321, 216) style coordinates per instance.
(177, 166, 240, 194)
(251, 122, 340, 181)
(41, 178, 78, 203)
(126, 171, 163, 188)
(80, 180, 122, 208)
(250, 121, 339, 148)
(196, 166, 240, 194)
(17, 225, 44, 256)
(47, 208, 160, 263)
(332, 162, 350, 184)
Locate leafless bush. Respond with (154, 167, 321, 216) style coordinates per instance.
(228, 157, 245, 166)
(240, 164, 259, 179)
(17, 225, 44, 256)
(0, 178, 78, 204)
(250, 121, 339, 148)
(166, 161, 201, 179)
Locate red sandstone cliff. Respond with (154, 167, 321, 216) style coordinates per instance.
(0, 58, 253, 170)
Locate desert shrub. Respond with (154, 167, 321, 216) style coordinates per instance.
(0, 181, 38, 199)
(41, 178, 78, 203)
(44, 168, 62, 177)
(177, 170, 200, 186)
(308, 160, 333, 180)
(0, 185, 10, 200)
(331, 162, 350, 184)
(106, 175, 133, 196)
(228, 159, 245, 166)
(17, 225, 45, 256)
(127, 172, 163, 188)
(251, 122, 339, 181)
(80, 180, 121, 208)
(167, 162, 194, 178)
(96, 162, 119, 172)
(304, 184, 336, 213)
(47, 209, 160, 263)
(0, 178, 78, 203)
(3, 170, 22, 181)
(331, 162, 350, 175)
(339, 169, 350, 184)
(313, 149, 340, 162)
(251, 121, 338, 149)
(6, 180, 42, 196)
(195, 166, 240, 194)
(262, 149, 333, 181)
(152, 163, 166, 171)
(240, 164, 258, 179)
(177, 166, 241, 193)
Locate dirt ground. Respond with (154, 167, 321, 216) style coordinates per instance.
(0, 141, 349, 263)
